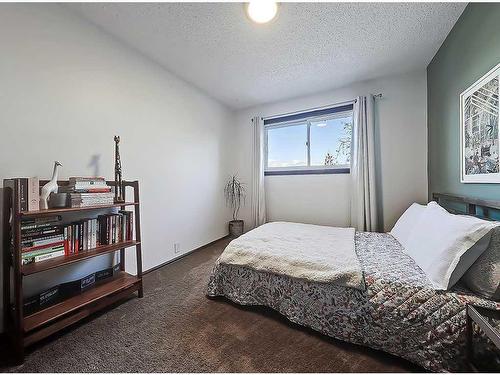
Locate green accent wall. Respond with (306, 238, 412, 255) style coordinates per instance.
(427, 3, 500, 200)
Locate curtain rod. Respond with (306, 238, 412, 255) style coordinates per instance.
(261, 94, 382, 121)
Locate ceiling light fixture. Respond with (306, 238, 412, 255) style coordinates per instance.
(245, 1, 278, 24)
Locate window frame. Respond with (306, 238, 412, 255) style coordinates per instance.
(264, 105, 353, 176)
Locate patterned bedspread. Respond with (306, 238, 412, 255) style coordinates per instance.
(207, 232, 500, 372)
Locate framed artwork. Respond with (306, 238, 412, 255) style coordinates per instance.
(460, 62, 500, 183)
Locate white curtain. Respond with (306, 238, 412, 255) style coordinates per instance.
(350, 95, 378, 232)
(251, 116, 266, 228)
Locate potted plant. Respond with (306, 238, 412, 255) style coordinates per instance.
(224, 175, 246, 237)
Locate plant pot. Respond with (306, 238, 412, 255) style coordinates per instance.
(229, 220, 244, 238)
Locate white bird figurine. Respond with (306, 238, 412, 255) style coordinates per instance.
(40, 161, 62, 210)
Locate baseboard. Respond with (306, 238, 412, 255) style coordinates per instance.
(143, 234, 230, 275)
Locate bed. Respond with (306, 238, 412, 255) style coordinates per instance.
(207, 195, 500, 372)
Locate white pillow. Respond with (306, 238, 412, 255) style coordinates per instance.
(404, 201, 498, 290)
(390, 203, 426, 250)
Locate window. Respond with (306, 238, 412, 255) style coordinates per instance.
(264, 104, 353, 175)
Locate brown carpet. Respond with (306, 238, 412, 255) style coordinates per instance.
(1, 238, 422, 372)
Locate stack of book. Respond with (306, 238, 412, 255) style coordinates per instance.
(21, 211, 134, 265)
(65, 211, 133, 253)
(60, 177, 114, 208)
(64, 219, 99, 254)
(98, 211, 134, 245)
(21, 216, 64, 265)
(18, 177, 39, 212)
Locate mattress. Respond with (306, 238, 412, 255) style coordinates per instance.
(207, 232, 500, 372)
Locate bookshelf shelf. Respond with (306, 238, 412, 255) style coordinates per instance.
(19, 202, 139, 217)
(24, 271, 140, 333)
(2, 179, 143, 361)
(22, 240, 140, 276)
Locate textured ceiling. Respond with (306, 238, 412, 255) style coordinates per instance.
(67, 2, 466, 110)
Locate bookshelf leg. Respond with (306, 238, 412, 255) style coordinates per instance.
(119, 248, 125, 271)
(138, 281, 144, 299)
(135, 244, 143, 298)
(132, 181, 143, 299)
(3, 187, 12, 334)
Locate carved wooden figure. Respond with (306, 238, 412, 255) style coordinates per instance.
(114, 136, 124, 203)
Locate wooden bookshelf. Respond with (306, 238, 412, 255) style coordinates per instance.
(2, 179, 143, 362)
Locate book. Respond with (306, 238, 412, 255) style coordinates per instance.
(69, 192, 114, 208)
(96, 212, 133, 245)
(60, 219, 101, 254)
(21, 240, 65, 253)
(95, 264, 120, 282)
(70, 193, 114, 198)
(22, 244, 66, 259)
(17, 177, 40, 212)
(19, 178, 28, 211)
(22, 216, 62, 225)
(68, 176, 106, 183)
(21, 216, 62, 231)
(21, 223, 57, 232)
(92, 219, 97, 248)
(60, 272, 96, 297)
(83, 220, 88, 251)
(21, 234, 65, 248)
(112, 215, 116, 244)
(59, 186, 111, 193)
(119, 210, 134, 241)
(61, 187, 111, 193)
(74, 223, 79, 253)
(34, 249, 65, 262)
(23, 294, 39, 316)
(63, 226, 68, 255)
(78, 221, 83, 252)
(60, 177, 111, 201)
(22, 246, 65, 264)
(28, 177, 39, 211)
(23, 285, 60, 315)
(39, 286, 60, 308)
(21, 228, 64, 242)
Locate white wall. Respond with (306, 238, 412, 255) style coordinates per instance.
(265, 174, 352, 227)
(0, 4, 233, 329)
(233, 70, 428, 231)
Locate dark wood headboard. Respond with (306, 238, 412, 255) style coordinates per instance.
(432, 193, 500, 220)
